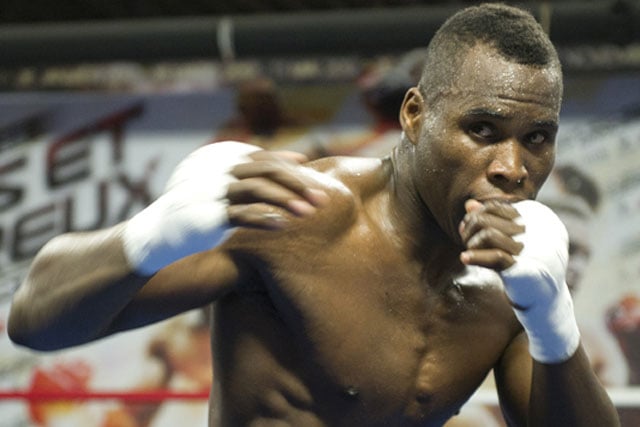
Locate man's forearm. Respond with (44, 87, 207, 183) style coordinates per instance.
(8, 223, 147, 350)
(529, 345, 620, 427)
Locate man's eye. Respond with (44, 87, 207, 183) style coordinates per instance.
(469, 122, 495, 139)
(527, 131, 548, 144)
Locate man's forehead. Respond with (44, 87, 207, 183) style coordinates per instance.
(451, 45, 562, 107)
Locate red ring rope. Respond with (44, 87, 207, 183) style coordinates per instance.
(0, 390, 209, 402)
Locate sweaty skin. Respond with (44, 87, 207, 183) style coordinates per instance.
(154, 45, 563, 424)
(9, 44, 619, 427)
(207, 155, 521, 426)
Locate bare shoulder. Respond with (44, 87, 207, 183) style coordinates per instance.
(225, 155, 390, 257)
(308, 155, 391, 196)
(279, 154, 391, 231)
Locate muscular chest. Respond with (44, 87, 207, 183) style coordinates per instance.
(256, 228, 518, 422)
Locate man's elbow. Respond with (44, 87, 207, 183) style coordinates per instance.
(7, 301, 67, 352)
(8, 321, 49, 352)
(8, 300, 115, 352)
(8, 320, 82, 352)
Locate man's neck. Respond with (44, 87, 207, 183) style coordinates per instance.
(386, 145, 456, 256)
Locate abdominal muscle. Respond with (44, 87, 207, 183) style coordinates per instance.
(208, 266, 518, 427)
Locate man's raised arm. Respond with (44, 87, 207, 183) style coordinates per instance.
(9, 142, 326, 351)
(460, 199, 619, 426)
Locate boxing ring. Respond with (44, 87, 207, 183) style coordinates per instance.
(1, 2, 640, 426)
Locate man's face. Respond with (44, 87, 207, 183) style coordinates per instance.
(409, 45, 562, 243)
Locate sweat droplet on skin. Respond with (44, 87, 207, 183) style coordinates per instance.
(344, 386, 360, 398)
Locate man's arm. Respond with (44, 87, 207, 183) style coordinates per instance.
(8, 224, 248, 351)
(459, 199, 619, 426)
(9, 224, 147, 350)
(495, 331, 619, 426)
(9, 142, 327, 351)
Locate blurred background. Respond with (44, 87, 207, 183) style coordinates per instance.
(1, 1, 640, 426)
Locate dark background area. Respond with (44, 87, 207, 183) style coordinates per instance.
(1, 0, 640, 68)
(0, 1, 592, 24)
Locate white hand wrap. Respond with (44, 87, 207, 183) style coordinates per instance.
(501, 200, 580, 363)
(122, 141, 260, 275)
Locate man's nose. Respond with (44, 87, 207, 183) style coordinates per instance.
(487, 140, 528, 188)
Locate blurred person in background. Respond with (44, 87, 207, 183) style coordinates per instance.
(321, 49, 426, 157)
(212, 77, 323, 157)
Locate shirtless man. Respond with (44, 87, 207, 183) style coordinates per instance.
(8, 4, 619, 426)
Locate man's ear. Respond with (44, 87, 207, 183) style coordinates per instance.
(399, 87, 424, 145)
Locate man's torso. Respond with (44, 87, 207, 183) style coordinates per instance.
(212, 157, 521, 426)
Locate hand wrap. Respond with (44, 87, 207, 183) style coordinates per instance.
(122, 141, 260, 275)
(501, 200, 580, 363)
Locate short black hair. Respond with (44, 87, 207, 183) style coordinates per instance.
(418, 3, 561, 103)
